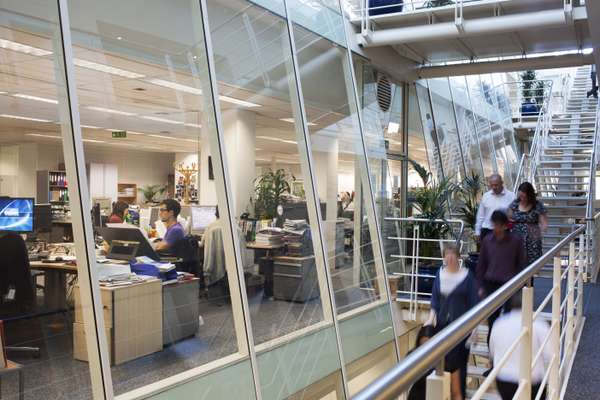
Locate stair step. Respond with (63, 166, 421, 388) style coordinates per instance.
(541, 196, 589, 201)
(538, 189, 588, 194)
(538, 160, 590, 164)
(537, 167, 589, 170)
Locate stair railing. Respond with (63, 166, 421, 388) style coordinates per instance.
(354, 226, 586, 400)
(513, 79, 554, 190)
(584, 100, 600, 278)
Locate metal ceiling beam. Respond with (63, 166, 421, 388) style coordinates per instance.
(417, 53, 594, 79)
(360, 7, 587, 47)
(586, 0, 600, 70)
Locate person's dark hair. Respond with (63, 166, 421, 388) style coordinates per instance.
(160, 198, 181, 218)
(491, 210, 509, 226)
(417, 325, 435, 345)
(518, 181, 537, 206)
(111, 200, 129, 220)
(215, 206, 219, 219)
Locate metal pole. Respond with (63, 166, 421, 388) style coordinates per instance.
(549, 257, 562, 400)
(520, 286, 534, 400)
(566, 242, 576, 359)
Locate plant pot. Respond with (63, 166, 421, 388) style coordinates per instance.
(520, 102, 539, 116)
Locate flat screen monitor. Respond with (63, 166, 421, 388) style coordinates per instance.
(0, 197, 34, 233)
(92, 197, 112, 214)
(191, 206, 216, 232)
(99, 226, 160, 261)
(34, 204, 52, 232)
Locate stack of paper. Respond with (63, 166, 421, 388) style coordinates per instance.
(255, 227, 285, 246)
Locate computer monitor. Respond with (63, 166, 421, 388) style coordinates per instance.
(92, 197, 112, 215)
(191, 206, 216, 233)
(0, 197, 34, 233)
(99, 226, 161, 261)
(34, 204, 52, 232)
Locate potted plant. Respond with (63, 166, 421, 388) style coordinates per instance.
(252, 168, 293, 219)
(456, 172, 484, 272)
(520, 70, 539, 116)
(138, 184, 166, 204)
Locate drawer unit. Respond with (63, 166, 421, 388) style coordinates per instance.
(273, 256, 319, 302)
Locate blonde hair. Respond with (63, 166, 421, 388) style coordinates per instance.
(443, 243, 460, 258)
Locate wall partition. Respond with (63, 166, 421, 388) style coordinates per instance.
(0, 0, 399, 399)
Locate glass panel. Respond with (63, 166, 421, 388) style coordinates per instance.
(0, 1, 97, 398)
(66, 0, 254, 395)
(291, 22, 395, 394)
(449, 76, 484, 177)
(415, 82, 444, 180)
(427, 78, 466, 181)
(466, 75, 497, 176)
(205, 0, 345, 398)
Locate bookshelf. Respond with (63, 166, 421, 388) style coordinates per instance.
(117, 183, 138, 204)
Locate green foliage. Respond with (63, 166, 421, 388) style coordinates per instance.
(521, 70, 537, 102)
(137, 184, 166, 203)
(456, 172, 484, 231)
(253, 169, 293, 219)
(426, 0, 453, 6)
(534, 80, 546, 106)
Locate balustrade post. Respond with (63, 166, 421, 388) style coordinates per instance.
(520, 287, 534, 400)
(566, 242, 576, 363)
(549, 256, 562, 400)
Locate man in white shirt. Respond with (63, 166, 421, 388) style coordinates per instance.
(475, 174, 515, 241)
(489, 292, 551, 400)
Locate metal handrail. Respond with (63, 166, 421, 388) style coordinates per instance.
(353, 224, 585, 400)
(585, 101, 600, 219)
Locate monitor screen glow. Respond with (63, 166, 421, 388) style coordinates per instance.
(0, 197, 34, 232)
(191, 206, 216, 231)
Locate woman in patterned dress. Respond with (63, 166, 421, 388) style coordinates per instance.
(507, 182, 549, 265)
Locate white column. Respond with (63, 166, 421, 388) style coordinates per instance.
(312, 135, 339, 266)
(223, 109, 256, 215)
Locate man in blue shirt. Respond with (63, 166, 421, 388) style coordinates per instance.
(154, 199, 185, 253)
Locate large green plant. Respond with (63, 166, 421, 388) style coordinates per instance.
(521, 70, 537, 102)
(253, 169, 293, 219)
(456, 172, 484, 232)
(138, 184, 166, 204)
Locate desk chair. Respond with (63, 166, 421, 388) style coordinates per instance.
(171, 235, 202, 278)
(0, 233, 41, 357)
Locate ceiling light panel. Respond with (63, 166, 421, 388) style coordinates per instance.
(26, 133, 60, 139)
(13, 93, 58, 104)
(220, 95, 260, 108)
(87, 106, 136, 116)
(73, 59, 145, 79)
(279, 117, 316, 126)
(1, 114, 51, 122)
(145, 78, 202, 95)
(0, 39, 52, 56)
(141, 116, 184, 125)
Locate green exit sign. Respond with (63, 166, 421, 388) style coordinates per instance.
(112, 130, 127, 138)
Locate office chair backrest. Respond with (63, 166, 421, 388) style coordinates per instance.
(0, 232, 35, 317)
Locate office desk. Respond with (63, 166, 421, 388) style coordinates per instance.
(74, 279, 163, 365)
(29, 261, 77, 311)
(246, 242, 284, 298)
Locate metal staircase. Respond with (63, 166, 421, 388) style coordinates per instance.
(536, 66, 598, 273)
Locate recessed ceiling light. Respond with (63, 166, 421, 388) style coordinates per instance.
(184, 122, 202, 128)
(145, 78, 202, 95)
(126, 131, 146, 135)
(13, 93, 58, 104)
(279, 117, 316, 126)
(220, 95, 260, 108)
(81, 124, 102, 129)
(0, 114, 52, 122)
(73, 59, 145, 79)
(26, 133, 60, 139)
(116, 36, 123, 41)
(256, 135, 297, 145)
(83, 139, 106, 143)
(141, 115, 184, 125)
(149, 134, 178, 140)
(87, 106, 137, 116)
(0, 39, 52, 56)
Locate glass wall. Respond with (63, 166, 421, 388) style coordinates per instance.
(415, 82, 444, 181)
(0, 2, 97, 399)
(0, 0, 401, 398)
(65, 0, 256, 396)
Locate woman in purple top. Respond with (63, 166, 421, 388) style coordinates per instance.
(154, 199, 185, 252)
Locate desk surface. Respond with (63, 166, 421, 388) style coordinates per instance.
(30, 260, 77, 273)
(246, 242, 285, 250)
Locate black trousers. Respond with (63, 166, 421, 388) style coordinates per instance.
(496, 379, 545, 400)
(482, 280, 509, 345)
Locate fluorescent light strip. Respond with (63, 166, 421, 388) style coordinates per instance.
(82, 139, 105, 143)
(0, 39, 52, 56)
(26, 133, 60, 139)
(87, 106, 137, 116)
(13, 93, 58, 104)
(256, 135, 297, 145)
(73, 59, 145, 79)
(141, 116, 184, 125)
(125, 131, 146, 135)
(0, 114, 51, 122)
(279, 117, 316, 126)
(148, 134, 177, 140)
(81, 124, 102, 129)
(145, 78, 202, 95)
(184, 123, 202, 128)
(220, 95, 260, 108)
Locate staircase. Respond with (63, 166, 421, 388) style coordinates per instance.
(536, 65, 598, 264)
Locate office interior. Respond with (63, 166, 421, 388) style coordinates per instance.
(0, 0, 416, 399)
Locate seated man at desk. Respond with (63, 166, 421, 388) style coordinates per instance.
(153, 199, 185, 253)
